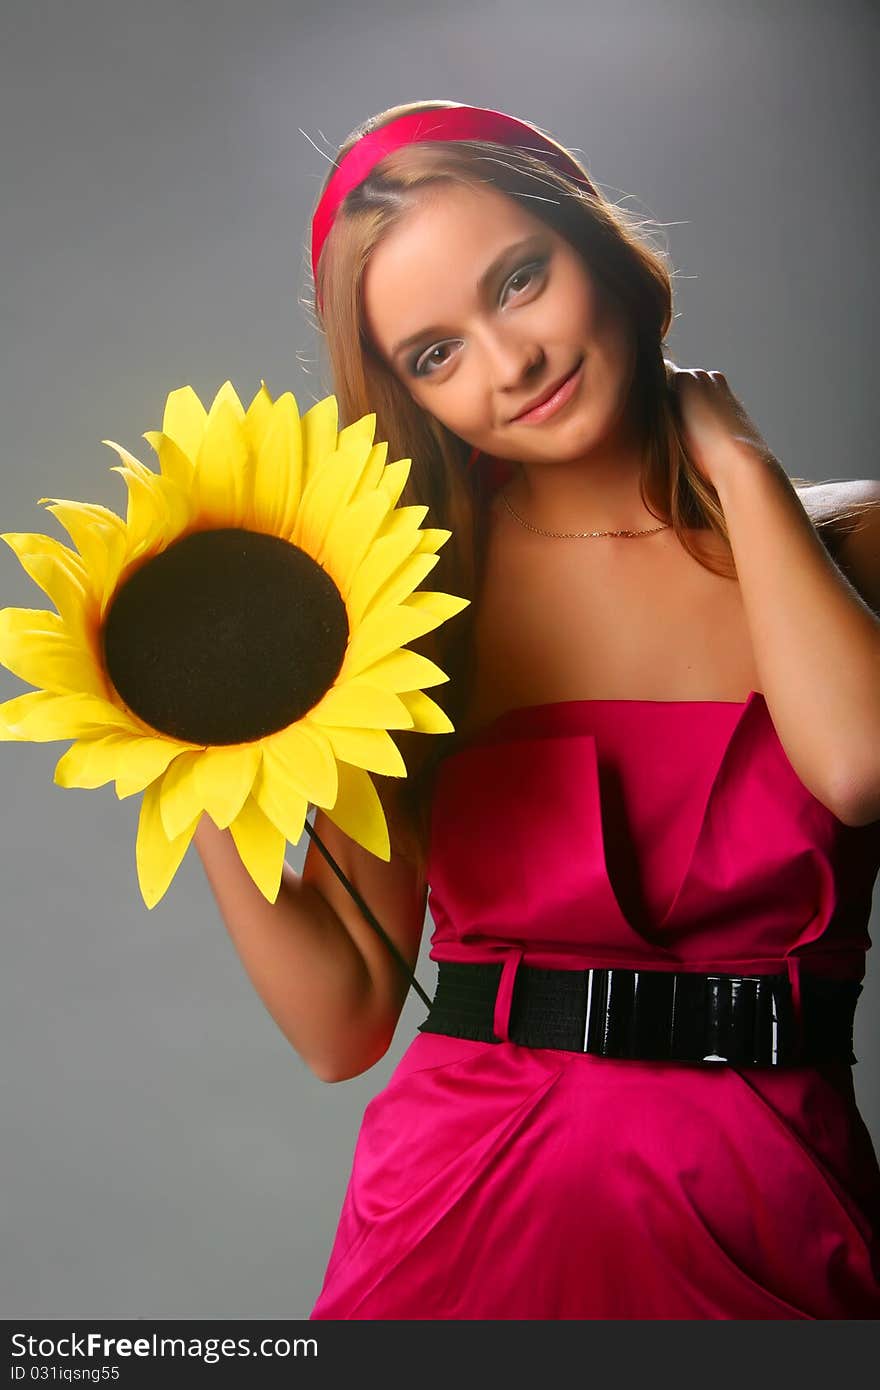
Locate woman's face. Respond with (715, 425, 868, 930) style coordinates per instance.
(361, 180, 641, 468)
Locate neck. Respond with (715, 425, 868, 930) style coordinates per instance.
(500, 410, 657, 535)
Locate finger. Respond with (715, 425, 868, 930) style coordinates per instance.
(674, 369, 703, 388)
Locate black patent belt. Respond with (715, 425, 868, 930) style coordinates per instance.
(417, 961, 862, 1067)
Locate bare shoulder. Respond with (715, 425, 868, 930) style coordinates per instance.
(796, 477, 880, 614)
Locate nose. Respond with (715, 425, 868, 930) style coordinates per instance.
(480, 326, 545, 394)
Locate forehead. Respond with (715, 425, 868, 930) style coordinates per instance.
(362, 182, 550, 351)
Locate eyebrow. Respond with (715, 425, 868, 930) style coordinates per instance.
(390, 235, 547, 361)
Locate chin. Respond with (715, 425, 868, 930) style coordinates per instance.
(543, 417, 601, 460)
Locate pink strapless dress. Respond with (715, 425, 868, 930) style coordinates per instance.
(309, 693, 880, 1319)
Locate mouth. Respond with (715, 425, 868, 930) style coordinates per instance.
(509, 357, 585, 424)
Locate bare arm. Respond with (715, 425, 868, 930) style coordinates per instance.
(193, 793, 428, 1083)
(718, 460, 880, 826)
(670, 368, 880, 824)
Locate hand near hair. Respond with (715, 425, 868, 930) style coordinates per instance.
(664, 361, 777, 491)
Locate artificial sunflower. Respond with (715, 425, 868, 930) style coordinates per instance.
(0, 380, 469, 912)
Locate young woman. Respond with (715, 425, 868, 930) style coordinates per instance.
(196, 100, 880, 1318)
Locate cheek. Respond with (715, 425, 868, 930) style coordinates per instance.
(410, 381, 481, 434)
(590, 283, 631, 356)
(547, 270, 598, 339)
(439, 371, 486, 418)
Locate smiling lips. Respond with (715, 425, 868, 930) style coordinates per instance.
(511, 357, 585, 423)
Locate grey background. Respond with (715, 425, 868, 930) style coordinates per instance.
(1, 0, 877, 1319)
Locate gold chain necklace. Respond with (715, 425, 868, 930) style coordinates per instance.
(500, 489, 671, 539)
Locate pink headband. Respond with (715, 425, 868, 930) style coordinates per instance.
(310, 103, 596, 299)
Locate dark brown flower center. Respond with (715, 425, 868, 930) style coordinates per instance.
(102, 529, 349, 745)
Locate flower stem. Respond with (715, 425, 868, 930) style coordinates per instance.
(302, 818, 433, 1010)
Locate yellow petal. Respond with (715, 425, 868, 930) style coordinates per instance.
(339, 503, 428, 589)
(251, 760, 310, 845)
(337, 412, 377, 455)
(251, 392, 303, 537)
(243, 380, 276, 467)
(161, 385, 208, 462)
(205, 383, 252, 522)
(157, 749, 208, 841)
(320, 760, 391, 861)
(228, 794, 287, 903)
(379, 502, 431, 538)
(339, 601, 444, 680)
(322, 492, 394, 600)
(346, 530, 426, 625)
(398, 688, 455, 734)
(413, 526, 453, 554)
(350, 552, 440, 628)
(350, 439, 389, 502)
(136, 778, 201, 910)
(95, 526, 131, 620)
(262, 719, 338, 807)
(293, 439, 377, 565)
(141, 430, 196, 491)
(300, 393, 339, 489)
(367, 552, 442, 619)
(320, 724, 408, 776)
(15, 553, 94, 641)
(192, 741, 262, 829)
(0, 528, 87, 580)
(37, 497, 126, 537)
(54, 731, 135, 789)
(377, 456, 412, 507)
(0, 689, 135, 741)
(106, 458, 165, 555)
(352, 646, 450, 692)
(208, 380, 246, 422)
(113, 736, 197, 798)
(0, 612, 107, 698)
(152, 475, 196, 541)
(329, 432, 377, 498)
(36, 499, 123, 587)
(33, 497, 136, 616)
(102, 437, 165, 495)
(310, 683, 415, 730)
(192, 398, 250, 527)
(0, 689, 64, 740)
(0, 532, 93, 637)
(0, 605, 65, 639)
(402, 590, 471, 624)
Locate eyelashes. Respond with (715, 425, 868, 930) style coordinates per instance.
(504, 261, 544, 298)
(410, 343, 454, 378)
(409, 258, 548, 378)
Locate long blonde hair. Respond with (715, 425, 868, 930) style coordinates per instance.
(303, 99, 869, 878)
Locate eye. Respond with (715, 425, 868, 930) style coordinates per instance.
(409, 258, 548, 379)
(501, 258, 546, 304)
(411, 341, 459, 378)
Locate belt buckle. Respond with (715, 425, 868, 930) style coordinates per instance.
(582, 967, 620, 1053)
(582, 967, 783, 1065)
(583, 966, 682, 1059)
(583, 968, 596, 1052)
(701, 974, 781, 1067)
(702, 975, 729, 1064)
(582, 966, 667, 1057)
(582, 966, 647, 1056)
